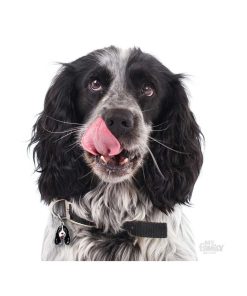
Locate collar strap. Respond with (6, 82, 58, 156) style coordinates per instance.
(51, 199, 167, 239)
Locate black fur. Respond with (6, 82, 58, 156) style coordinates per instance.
(30, 59, 100, 204)
(135, 76, 203, 213)
(29, 47, 203, 214)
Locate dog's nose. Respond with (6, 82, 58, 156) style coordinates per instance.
(102, 108, 134, 137)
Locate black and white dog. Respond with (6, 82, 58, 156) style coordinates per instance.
(30, 46, 203, 260)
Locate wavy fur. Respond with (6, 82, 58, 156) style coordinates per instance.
(30, 47, 203, 260)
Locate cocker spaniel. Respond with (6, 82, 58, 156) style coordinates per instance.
(30, 46, 203, 260)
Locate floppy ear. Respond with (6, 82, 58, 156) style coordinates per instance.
(139, 76, 203, 213)
(64, 227, 71, 245)
(29, 65, 93, 204)
(55, 227, 61, 245)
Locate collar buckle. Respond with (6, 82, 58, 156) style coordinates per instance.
(51, 199, 72, 221)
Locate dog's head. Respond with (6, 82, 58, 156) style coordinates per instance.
(30, 46, 203, 213)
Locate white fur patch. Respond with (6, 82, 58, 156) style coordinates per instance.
(42, 182, 197, 261)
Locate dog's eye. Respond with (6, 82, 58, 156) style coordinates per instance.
(141, 84, 154, 97)
(88, 79, 102, 91)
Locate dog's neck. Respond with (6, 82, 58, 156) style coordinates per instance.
(45, 182, 197, 261)
(71, 181, 161, 233)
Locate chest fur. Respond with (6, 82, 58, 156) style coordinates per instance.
(41, 182, 196, 261)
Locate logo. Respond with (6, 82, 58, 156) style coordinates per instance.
(199, 240, 224, 254)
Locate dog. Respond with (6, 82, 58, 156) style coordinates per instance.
(30, 46, 203, 260)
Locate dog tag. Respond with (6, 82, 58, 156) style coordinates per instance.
(54, 222, 70, 245)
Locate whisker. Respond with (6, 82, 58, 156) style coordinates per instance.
(53, 130, 79, 143)
(149, 136, 189, 155)
(42, 125, 81, 134)
(64, 141, 80, 154)
(145, 145, 165, 179)
(142, 108, 156, 113)
(151, 127, 169, 132)
(74, 152, 86, 163)
(151, 121, 169, 128)
(78, 171, 92, 180)
(45, 115, 84, 126)
(66, 140, 80, 148)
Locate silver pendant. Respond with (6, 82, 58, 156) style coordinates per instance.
(55, 222, 70, 245)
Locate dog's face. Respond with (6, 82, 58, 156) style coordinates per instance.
(31, 46, 203, 213)
(76, 47, 169, 183)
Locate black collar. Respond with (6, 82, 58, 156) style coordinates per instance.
(51, 199, 167, 239)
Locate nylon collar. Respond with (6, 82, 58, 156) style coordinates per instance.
(51, 199, 167, 239)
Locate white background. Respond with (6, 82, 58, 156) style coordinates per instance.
(0, 0, 246, 295)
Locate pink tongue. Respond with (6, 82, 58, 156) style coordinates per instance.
(81, 117, 122, 156)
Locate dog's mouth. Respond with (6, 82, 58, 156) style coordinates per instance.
(96, 149, 139, 171)
(85, 149, 141, 181)
(81, 117, 144, 181)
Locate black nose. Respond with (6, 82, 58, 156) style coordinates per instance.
(102, 108, 134, 137)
